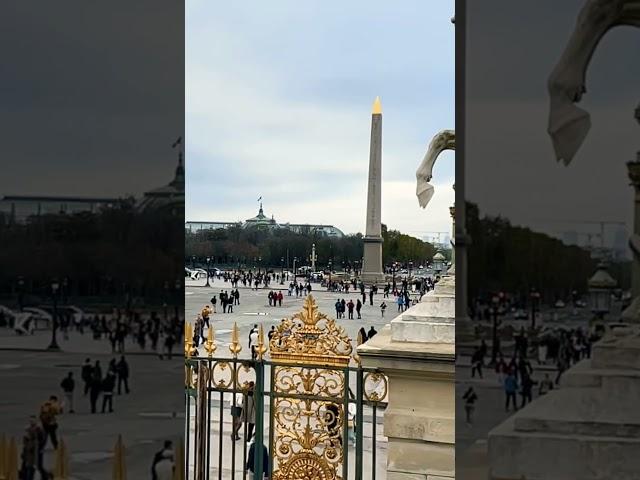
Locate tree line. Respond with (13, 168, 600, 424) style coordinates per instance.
(466, 202, 629, 303)
(185, 224, 442, 269)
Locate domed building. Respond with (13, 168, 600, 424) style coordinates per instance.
(243, 202, 279, 230)
(138, 153, 185, 216)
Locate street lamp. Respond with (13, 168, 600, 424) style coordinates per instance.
(588, 262, 616, 321)
(328, 259, 333, 289)
(17, 276, 25, 311)
(293, 257, 298, 282)
(191, 255, 196, 269)
(205, 256, 211, 287)
(530, 287, 541, 329)
(258, 257, 262, 275)
(47, 280, 60, 351)
(280, 257, 285, 285)
(491, 294, 501, 364)
(163, 280, 169, 321)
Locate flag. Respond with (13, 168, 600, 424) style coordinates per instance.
(172, 136, 182, 149)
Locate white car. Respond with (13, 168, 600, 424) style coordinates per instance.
(554, 300, 566, 308)
(190, 269, 208, 280)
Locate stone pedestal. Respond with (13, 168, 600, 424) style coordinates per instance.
(488, 326, 640, 479)
(358, 273, 455, 480)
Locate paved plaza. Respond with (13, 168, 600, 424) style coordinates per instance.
(185, 277, 399, 358)
(0, 329, 182, 479)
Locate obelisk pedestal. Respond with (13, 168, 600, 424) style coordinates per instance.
(361, 97, 386, 285)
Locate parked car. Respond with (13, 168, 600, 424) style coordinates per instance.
(190, 268, 208, 280)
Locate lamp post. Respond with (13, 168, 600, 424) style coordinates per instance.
(17, 276, 25, 311)
(174, 279, 181, 319)
(491, 294, 501, 365)
(205, 256, 211, 287)
(280, 257, 285, 285)
(47, 280, 60, 351)
(409, 261, 414, 278)
(588, 262, 616, 322)
(258, 257, 262, 275)
(392, 262, 397, 290)
(191, 255, 196, 270)
(293, 257, 298, 282)
(530, 287, 541, 329)
(163, 280, 169, 322)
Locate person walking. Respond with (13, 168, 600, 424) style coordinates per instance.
(231, 391, 244, 441)
(471, 347, 484, 379)
(504, 370, 518, 412)
(60, 372, 75, 414)
(369, 288, 374, 306)
(26, 416, 48, 480)
(246, 438, 269, 480)
(277, 291, 283, 306)
(243, 382, 257, 442)
(347, 300, 354, 319)
(367, 326, 378, 340)
(101, 372, 115, 413)
(39, 396, 60, 449)
(19, 429, 37, 480)
(89, 370, 102, 414)
(81, 358, 93, 396)
(151, 440, 175, 480)
(462, 386, 478, 426)
(355, 299, 362, 319)
(210, 295, 217, 313)
(520, 373, 535, 408)
(117, 356, 130, 395)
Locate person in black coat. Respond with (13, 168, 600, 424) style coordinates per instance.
(246, 439, 269, 479)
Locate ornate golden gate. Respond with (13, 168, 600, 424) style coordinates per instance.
(184, 295, 388, 480)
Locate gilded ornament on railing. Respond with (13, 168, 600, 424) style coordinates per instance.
(204, 326, 217, 358)
(270, 295, 352, 366)
(211, 361, 233, 389)
(363, 372, 388, 402)
(235, 362, 257, 391)
(255, 324, 268, 360)
(229, 322, 242, 357)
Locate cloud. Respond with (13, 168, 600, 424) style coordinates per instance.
(186, 1, 455, 238)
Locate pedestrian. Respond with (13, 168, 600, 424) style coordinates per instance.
(231, 391, 243, 441)
(101, 372, 115, 413)
(504, 370, 518, 412)
(243, 382, 256, 441)
(60, 372, 75, 414)
(267, 326, 276, 342)
(201, 305, 211, 329)
(19, 429, 36, 480)
(246, 438, 269, 480)
(249, 328, 258, 361)
(39, 396, 60, 449)
(471, 347, 484, 379)
(356, 299, 362, 319)
(396, 295, 403, 312)
(520, 374, 535, 408)
(89, 370, 102, 414)
(248, 325, 258, 348)
(380, 302, 387, 317)
(369, 289, 374, 306)
(462, 386, 478, 426)
(81, 358, 93, 396)
(277, 291, 283, 306)
(347, 300, 354, 319)
(367, 326, 378, 340)
(211, 295, 217, 313)
(151, 440, 175, 480)
(335, 300, 341, 319)
(117, 356, 130, 394)
(358, 327, 367, 345)
(26, 416, 48, 480)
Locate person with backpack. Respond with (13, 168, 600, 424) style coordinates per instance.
(39, 396, 61, 449)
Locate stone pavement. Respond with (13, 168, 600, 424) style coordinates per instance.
(0, 330, 182, 479)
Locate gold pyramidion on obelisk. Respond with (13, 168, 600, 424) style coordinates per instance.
(372, 96, 382, 115)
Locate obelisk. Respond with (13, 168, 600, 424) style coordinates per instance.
(361, 97, 385, 284)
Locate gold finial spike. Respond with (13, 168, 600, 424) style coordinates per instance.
(112, 435, 127, 480)
(372, 96, 382, 115)
(229, 322, 242, 357)
(53, 438, 68, 480)
(256, 324, 268, 360)
(184, 323, 191, 357)
(204, 326, 217, 358)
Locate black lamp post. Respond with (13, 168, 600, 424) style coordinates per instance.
(491, 294, 500, 364)
(530, 288, 541, 329)
(191, 255, 196, 269)
(392, 262, 397, 290)
(258, 257, 262, 275)
(328, 259, 333, 288)
(205, 256, 211, 287)
(163, 280, 169, 321)
(280, 257, 285, 285)
(47, 280, 60, 351)
(174, 279, 181, 319)
(409, 261, 414, 278)
(17, 277, 25, 311)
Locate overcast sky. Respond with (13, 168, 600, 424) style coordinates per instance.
(466, 0, 640, 250)
(0, 1, 183, 199)
(185, 0, 455, 238)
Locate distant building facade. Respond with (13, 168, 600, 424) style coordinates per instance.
(186, 203, 345, 237)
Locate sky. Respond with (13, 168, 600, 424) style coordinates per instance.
(0, 1, 183, 199)
(185, 0, 455, 239)
(465, 0, 640, 252)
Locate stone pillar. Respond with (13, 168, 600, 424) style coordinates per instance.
(449, 204, 455, 272)
(628, 159, 640, 299)
(358, 272, 455, 480)
(361, 97, 385, 284)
